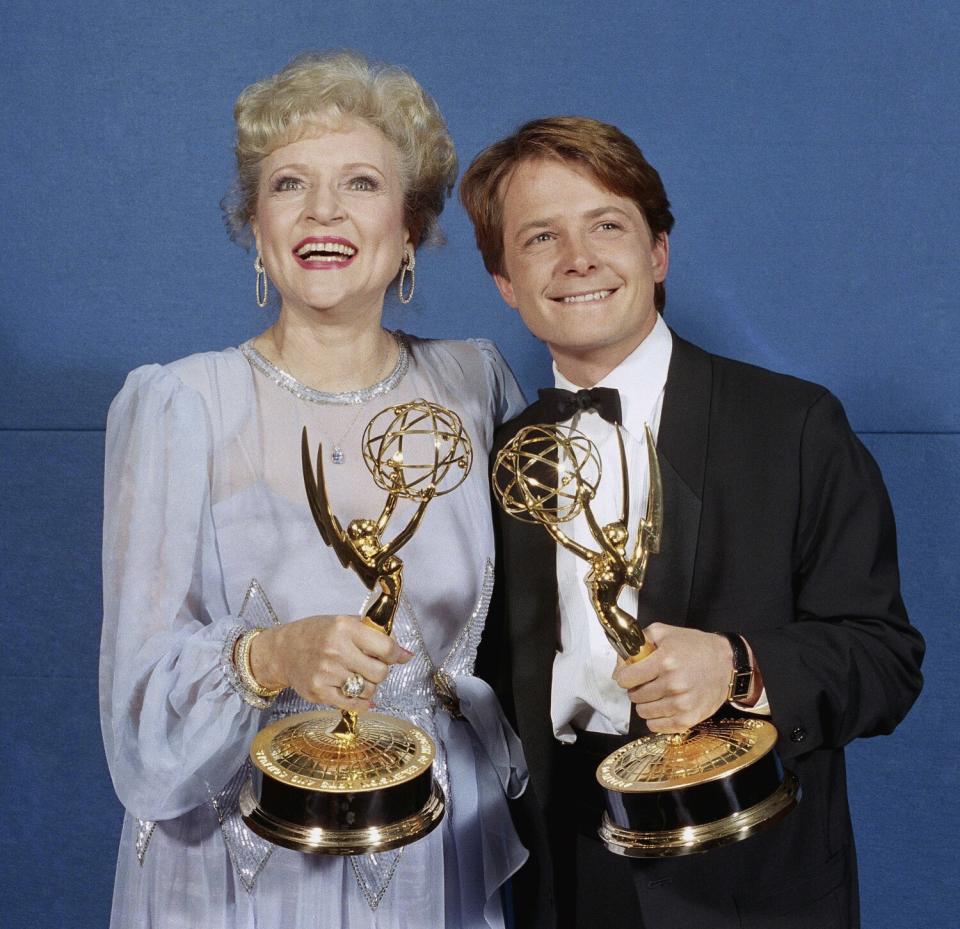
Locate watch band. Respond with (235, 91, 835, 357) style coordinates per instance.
(717, 632, 753, 702)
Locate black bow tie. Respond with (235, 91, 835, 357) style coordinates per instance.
(536, 386, 623, 425)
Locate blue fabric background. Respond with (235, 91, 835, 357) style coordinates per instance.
(1, 2, 956, 925)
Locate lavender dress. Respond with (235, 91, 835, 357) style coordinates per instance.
(100, 333, 528, 928)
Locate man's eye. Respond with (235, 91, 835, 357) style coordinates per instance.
(527, 232, 554, 245)
(598, 221, 621, 231)
(348, 176, 379, 192)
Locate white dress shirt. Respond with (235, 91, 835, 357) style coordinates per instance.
(550, 316, 768, 742)
(551, 315, 672, 741)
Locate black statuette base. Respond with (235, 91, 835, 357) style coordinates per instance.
(240, 770, 445, 855)
(599, 753, 800, 858)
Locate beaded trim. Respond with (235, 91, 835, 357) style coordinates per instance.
(241, 578, 282, 627)
(240, 331, 409, 405)
(400, 558, 494, 696)
(350, 850, 404, 910)
(135, 819, 156, 865)
(221, 579, 284, 710)
(212, 761, 274, 892)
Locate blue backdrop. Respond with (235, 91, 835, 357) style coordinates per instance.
(1, 2, 957, 926)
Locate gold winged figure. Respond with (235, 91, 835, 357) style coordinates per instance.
(301, 399, 472, 735)
(301, 427, 432, 639)
(495, 423, 663, 662)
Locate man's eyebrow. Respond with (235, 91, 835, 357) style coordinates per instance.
(583, 205, 632, 221)
(514, 218, 554, 241)
(513, 205, 633, 241)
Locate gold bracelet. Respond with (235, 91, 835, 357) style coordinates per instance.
(234, 627, 282, 700)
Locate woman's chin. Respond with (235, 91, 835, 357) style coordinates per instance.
(277, 291, 386, 321)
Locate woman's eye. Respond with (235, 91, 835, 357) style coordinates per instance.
(273, 176, 303, 192)
(348, 175, 379, 192)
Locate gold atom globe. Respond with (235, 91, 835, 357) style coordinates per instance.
(362, 399, 472, 500)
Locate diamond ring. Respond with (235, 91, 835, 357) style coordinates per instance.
(340, 673, 366, 700)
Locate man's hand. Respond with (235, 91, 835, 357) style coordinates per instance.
(613, 623, 732, 733)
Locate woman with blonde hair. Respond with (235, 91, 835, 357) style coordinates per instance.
(100, 50, 527, 928)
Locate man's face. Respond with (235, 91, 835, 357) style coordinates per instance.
(493, 158, 669, 381)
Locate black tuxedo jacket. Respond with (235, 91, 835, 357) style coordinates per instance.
(480, 334, 924, 929)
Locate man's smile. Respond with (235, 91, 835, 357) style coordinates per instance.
(549, 287, 619, 304)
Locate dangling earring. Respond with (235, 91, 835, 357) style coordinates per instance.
(254, 254, 269, 308)
(398, 249, 415, 305)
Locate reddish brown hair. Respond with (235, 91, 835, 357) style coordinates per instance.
(460, 116, 675, 311)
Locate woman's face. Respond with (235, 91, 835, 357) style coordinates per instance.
(252, 119, 410, 322)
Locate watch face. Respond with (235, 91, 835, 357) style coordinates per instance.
(721, 632, 753, 702)
(732, 671, 753, 700)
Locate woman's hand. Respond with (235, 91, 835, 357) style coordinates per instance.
(248, 615, 413, 711)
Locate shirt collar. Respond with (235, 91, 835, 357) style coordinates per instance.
(553, 314, 673, 437)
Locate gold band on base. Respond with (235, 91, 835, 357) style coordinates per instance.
(598, 770, 800, 858)
(240, 777, 445, 855)
(597, 719, 780, 793)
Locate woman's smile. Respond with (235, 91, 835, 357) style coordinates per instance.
(293, 235, 359, 269)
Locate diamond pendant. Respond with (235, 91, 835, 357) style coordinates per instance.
(331, 446, 345, 465)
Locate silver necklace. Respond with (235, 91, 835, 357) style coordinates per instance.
(276, 330, 389, 466)
(328, 403, 367, 465)
(244, 329, 403, 465)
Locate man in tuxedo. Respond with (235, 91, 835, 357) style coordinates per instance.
(461, 117, 924, 929)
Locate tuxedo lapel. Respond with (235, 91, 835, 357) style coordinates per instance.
(493, 399, 563, 806)
(634, 334, 712, 629)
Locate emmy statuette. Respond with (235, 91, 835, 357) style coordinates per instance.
(493, 423, 799, 857)
(241, 399, 472, 855)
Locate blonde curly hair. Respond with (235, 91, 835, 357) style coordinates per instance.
(224, 50, 457, 248)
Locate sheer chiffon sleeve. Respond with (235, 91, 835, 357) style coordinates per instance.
(99, 363, 263, 822)
(471, 338, 527, 430)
